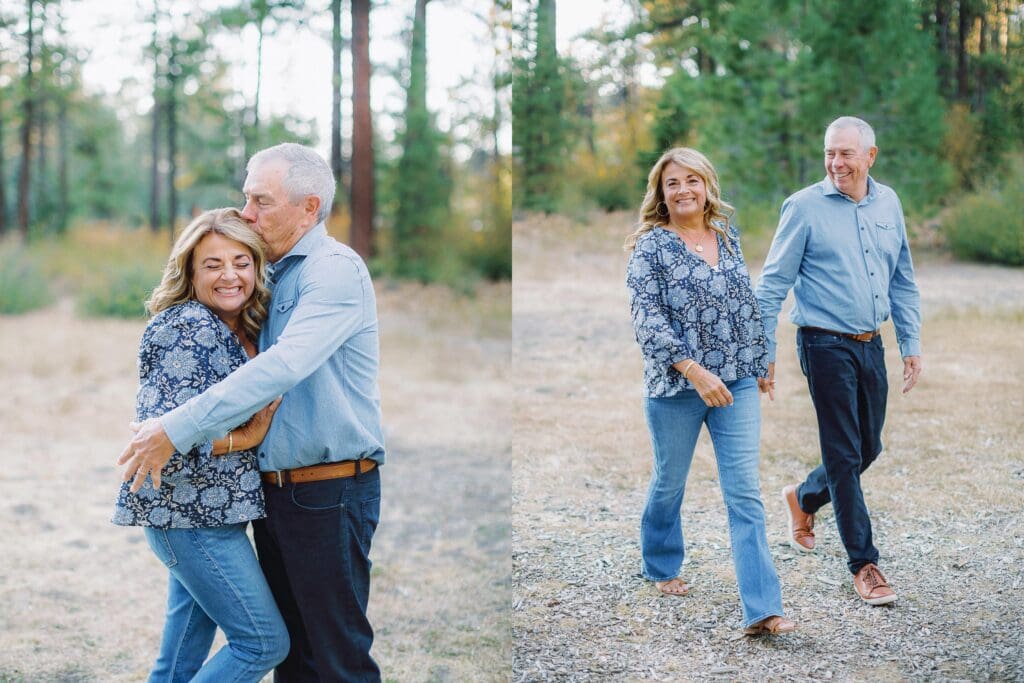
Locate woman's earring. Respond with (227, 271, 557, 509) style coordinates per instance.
(656, 201, 669, 218)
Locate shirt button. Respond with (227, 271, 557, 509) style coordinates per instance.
(864, 249, 869, 253)
(870, 272, 874, 276)
(259, 452, 266, 459)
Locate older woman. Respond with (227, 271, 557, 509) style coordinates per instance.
(625, 148, 795, 636)
(113, 208, 289, 681)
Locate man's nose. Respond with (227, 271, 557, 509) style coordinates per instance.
(240, 201, 257, 223)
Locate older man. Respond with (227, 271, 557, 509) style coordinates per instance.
(119, 143, 384, 680)
(755, 116, 922, 606)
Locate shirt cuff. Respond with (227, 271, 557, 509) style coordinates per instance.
(898, 337, 921, 358)
(161, 403, 203, 455)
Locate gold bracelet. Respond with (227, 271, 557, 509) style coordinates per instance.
(227, 430, 233, 453)
(681, 360, 696, 379)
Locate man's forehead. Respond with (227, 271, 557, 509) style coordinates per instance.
(244, 159, 289, 189)
(825, 128, 862, 148)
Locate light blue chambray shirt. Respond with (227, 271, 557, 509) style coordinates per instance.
(161, 223, 385, 471)
(755, 176, 921, 362)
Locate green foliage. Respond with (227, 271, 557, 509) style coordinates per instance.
(76, 263, 162, 318)
(69, 94, 147, 224)
(512, 0, 573, 213)
(632, 0, 953, 214)
(387, 1, 454, 283)
(942, 153, 1024, 266)
(0, 242, 53, 314)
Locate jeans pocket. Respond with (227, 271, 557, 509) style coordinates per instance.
(803, 334, 843, 348)
(290, 479, 345, 512)
(360, 497, 381, 549)
(145, 528, 178, 569)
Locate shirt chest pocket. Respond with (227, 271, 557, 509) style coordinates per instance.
(272, 297, 297, 331)
(873, 221, 901, 256)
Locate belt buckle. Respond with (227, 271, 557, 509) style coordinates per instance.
(273, 470, 285, 487)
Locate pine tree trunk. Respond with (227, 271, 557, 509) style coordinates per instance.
(351, 0, 374, 258)
(934, 0, 951, 97)
(956, 2, 971, 101)
(0, 86, 7, 234)
(17, 0, 35, 238)
(166, 38, 178, 241)
(149, 4, 161, 232)
(254, 13, 264, 144)
(331, 0, 345, 216)
(56, 0, 69, 234)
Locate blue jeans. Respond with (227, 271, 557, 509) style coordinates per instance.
(796, 328, 887, 574)
(641, 377, 785, 628)
(253, 465, 381, 683)
(144, 524, 289, 683)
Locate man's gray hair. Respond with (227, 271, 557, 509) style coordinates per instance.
(247, 143, 335, 222)
(825, 116, 876, 151)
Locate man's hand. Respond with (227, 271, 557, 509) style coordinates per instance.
(902, 355, 922, 394)
(757, 361, 776, 401)
(117, 418, 175, 493)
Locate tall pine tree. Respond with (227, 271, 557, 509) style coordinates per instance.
(512, 0, 568, 213)
(392, 0, 452, 281)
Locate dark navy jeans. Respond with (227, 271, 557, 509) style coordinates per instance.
(253, 465, 382, 683)
(795, 328, 887, 575)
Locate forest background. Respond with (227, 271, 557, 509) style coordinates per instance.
(514, 0, 1024, 267)
(0, 0, 512, 316)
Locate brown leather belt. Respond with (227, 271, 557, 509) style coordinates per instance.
(801, 326, 880, 343)
(262, 459, 377, 487)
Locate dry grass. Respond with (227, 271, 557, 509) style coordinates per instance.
(512, 210, 1024, 681)
(0, 281, 510, 683)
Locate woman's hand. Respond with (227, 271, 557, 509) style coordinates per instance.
(757, 362, 776, 401)
(688, 365, 734, 408)
(212, 397, 282, 455)
(235, 398, 282, 450)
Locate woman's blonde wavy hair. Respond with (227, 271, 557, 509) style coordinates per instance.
(623, 147, 735, 254)
(147, 207, 270, 343)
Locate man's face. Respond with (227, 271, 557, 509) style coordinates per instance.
(240, 159, 318, 262)
(824, 127, 877, 201)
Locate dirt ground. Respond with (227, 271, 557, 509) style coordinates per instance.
(0, 281, 510, 682)
(512, 212, 1024, 682)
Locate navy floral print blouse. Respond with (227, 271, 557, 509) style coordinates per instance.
(112, 301, 265, 528)
(627, 225, 770, 398)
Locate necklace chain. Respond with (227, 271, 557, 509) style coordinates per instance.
(671, 225, 709, 253)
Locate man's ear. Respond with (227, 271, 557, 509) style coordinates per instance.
(303, 196, 322, 225)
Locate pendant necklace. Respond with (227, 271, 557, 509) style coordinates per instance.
(682, 228, 707, 252)
(669, 223, 709, 253)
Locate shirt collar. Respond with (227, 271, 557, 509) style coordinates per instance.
(272, 222, 327, 266)
(821, 175, 877, 204)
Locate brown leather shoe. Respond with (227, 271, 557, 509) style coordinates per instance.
(853, 563, 898, 606)
(742, 615, 797, 636)
(782, 484, 815, 552)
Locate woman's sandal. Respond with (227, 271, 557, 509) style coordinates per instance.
(742, 615, 797, 636)
(654, 578, 690, 596)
